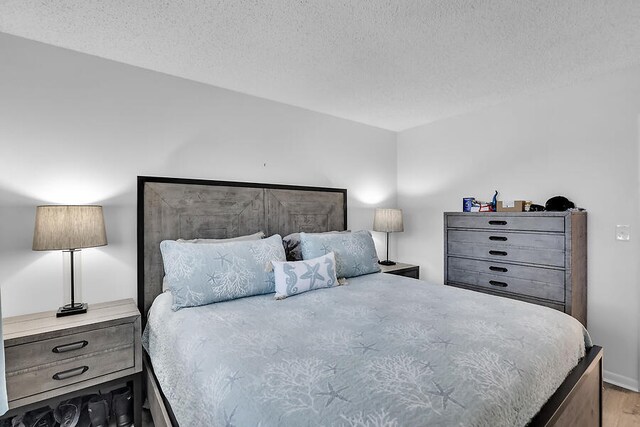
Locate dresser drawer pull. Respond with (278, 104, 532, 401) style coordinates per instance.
(489, 266, 508, 272)
(52, 340, 88, 354)
(489, 250, 508, 256)
(489, 236, 507, 241)
(489, 280, 508, 288)
(488, 220, 508, 226)
(52, 366, 89, 381)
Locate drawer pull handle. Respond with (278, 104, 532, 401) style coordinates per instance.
(489, 280, 508, 288)
(489, 266, 508, 272)
(489, 250, 508, 256)
(489, 236, 507, 241)
(489, 220, 508, 225)
(52, 366, 89, 381)
(52, 340, 88, 354)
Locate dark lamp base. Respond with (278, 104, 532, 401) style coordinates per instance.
(57, 302, 88, 317)
(378, 260, 397, 266)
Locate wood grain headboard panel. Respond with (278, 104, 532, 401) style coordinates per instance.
(137, 176, 347, 318)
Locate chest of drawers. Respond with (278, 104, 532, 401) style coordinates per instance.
(444, 211, 587, 325)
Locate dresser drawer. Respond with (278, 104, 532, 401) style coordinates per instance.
(6, 345, 134, 401)
(447, 257, 565, 302)
(447, 257, 565, 303)
(448, 229, 564, 251)
(447, 215, 565, 232)
(447, 230, 565, 267)
(5, 323, 134, 373)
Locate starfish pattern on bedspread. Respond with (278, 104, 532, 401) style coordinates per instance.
(353, 342, 379, 355)
(225, 371, 242, 390)
(317, 383, 350, 407)
(426, 382, 466, 410)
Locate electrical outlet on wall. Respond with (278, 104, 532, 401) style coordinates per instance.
(615, 225, 630, 241)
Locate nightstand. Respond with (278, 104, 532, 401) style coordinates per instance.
(2, 299, 142, 425)
(379, 262, 420, 279)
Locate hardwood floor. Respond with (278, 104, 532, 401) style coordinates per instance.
(604, 383, 640, 426)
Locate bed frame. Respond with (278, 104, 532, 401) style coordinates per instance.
(137, 175, 603, 427)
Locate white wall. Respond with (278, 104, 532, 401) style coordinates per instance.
(0, 33, 397, 317)
(397, 65, 640, 390)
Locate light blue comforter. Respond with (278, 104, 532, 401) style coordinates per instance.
(143, 273, 591, 427)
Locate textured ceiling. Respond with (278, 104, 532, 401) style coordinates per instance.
(1, 1, 639, 131)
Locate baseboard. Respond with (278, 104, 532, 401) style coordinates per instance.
(604, 370, 639, 392)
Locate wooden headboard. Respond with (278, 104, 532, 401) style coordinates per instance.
(137, 176, 347, 318)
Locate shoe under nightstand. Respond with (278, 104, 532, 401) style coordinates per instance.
(379, 262, 420, 279)
(2, 298, 142, 426)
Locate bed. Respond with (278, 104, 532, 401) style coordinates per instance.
(137, 176, 603, 427)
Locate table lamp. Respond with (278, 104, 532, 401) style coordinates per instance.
(373, 208, 404, 266)
(33, 205, 107, 317)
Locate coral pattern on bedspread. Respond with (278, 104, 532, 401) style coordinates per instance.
(143, 273, 591, 427)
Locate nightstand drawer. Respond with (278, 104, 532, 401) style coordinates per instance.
(5, 323, 134, 373)
(392, 268, 419, 279)
(447, 257, 565, 302)
(6, 345, 134, 401)
(447, 215, 565, 232)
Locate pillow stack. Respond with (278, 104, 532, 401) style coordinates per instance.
(159, 229, 381, 307)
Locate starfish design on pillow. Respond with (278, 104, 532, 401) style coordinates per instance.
(300, 262, 324, 289)
(213, 252, 232, 267)
(206, 273, 217, 285)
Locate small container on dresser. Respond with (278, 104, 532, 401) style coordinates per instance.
(444, 211, 587, 326)
(2, 299, 143, 425)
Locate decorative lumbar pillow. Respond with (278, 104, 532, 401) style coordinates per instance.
(300, 230, 380, 278)
(177, 231, 265, 244)
(160, 234, 285, 310)
(272, 252, 339, 299)
(282, 230, 349, 261)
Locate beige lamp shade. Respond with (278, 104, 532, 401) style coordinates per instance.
(373, 208, 404, 233)
(33, 205, 108, 251)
